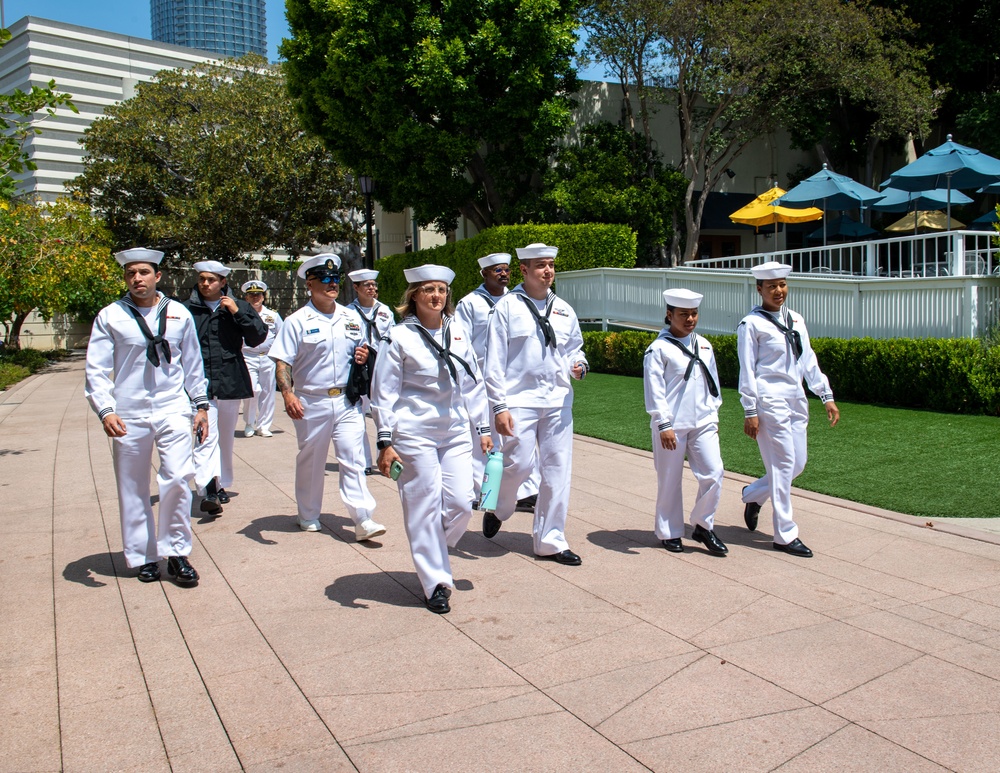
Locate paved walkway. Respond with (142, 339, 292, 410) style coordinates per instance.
(3, 355, 1000, 772)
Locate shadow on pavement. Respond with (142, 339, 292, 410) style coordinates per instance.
(325, 571, 423, 609)
(63, 552, 117, 587)
(586, 528, 657, 554)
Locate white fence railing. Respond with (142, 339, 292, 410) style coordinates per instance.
(686, 229, 1000, 278)
(556, 267, 1000, 339)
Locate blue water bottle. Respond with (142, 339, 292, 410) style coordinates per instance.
(479, 451, 504, 511)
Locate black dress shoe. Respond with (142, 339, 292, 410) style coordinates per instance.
(200, 494, 222, 514)
(661, 538, 685, 553)
(773, 538, 813, 558)
(743, 485, 760, 531)
(137, 562, 160, 582)
(692, 525, 728, 556)
(539, 549, 582, 566)
(515, 494, 537, 513)
(364, 466, 378, 476)
(483, 511, 502, 539)
(216, 488, 231, 504)
(425, 584, 451, 614)
(167, 556, 199, 585)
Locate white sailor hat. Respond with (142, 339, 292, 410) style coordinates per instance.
(348, 269, 379, 283)
(515, 243, 558, 261)
(750, 261, 792, 280)
(242, 279, 268, 293)
(115, 247, 163, 267)
(662, 288, 704, 308)
(478, 252, 511, 269)
(297, 253, 342, 280)
(403, 264, 455, 284)
(193, 260, 231, 277)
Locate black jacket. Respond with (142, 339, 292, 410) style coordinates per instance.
(183, 284, 268, 400)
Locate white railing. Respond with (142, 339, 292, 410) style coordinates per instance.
(686, 230, 1000, 278)
(556, 266, 1000, 339)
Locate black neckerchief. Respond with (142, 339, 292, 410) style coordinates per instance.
(514, 289, 556, 348)
(351, 300, 386, 344)
(661, 333, 719, 397)
(755, 307, 803, 360)
(404, 315, 475, 384)
(123, 294, 172, 367)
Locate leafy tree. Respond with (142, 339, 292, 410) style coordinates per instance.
(281, 0, 579, 233)
(579, 0, 936, 264)
(72, 55, 359, 263)
(533, 122, 687, 265)
(0, 29, 77, 199)
(0, 198, 122, 349)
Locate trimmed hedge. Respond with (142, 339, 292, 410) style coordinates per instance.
(374, 223, 637, 308)
(582, 330, 1000, 415)
(0, 348, 72, 391)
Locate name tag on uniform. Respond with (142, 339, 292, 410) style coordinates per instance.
(307, 327, 320, 335)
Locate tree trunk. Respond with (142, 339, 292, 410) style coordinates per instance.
(6, 311, 29, 351)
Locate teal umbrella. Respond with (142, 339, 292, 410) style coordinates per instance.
(775, 164, 884, 246)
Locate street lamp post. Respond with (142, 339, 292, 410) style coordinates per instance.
(359, 176, 375, 271)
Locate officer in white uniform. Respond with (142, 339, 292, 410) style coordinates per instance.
(371, 264, 491, 614)
(241, 279, 282, 437)
(482, 243, 589, 565)
(455, 253, 540, 507)
(347, 268, 395, 471)
(644, 288, 728, 556)
(269, 254, 386, 540)
(738, 261, 840, 558)
(84, 248, 209, 585)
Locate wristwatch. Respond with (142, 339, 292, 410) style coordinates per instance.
(376, 439, 393, 450)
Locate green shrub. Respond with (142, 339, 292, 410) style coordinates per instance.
(375, 223, 637, 308)
(0, 363, 30, 390)
(583, 331, 1000, 415)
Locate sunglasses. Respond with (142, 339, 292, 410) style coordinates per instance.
(491, 267, 511, 275)
(310, 274, 340, 285)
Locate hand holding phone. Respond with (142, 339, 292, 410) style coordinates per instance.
(389, 460, 404, 480)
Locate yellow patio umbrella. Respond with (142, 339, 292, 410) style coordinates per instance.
(729, 185, 824, 230)
(884, 210, 965, 233)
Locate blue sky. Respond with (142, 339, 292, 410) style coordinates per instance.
(6, 0, 291, 61)
(6, 1, 607, 78)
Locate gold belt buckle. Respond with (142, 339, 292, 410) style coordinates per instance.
(327, 387, 343, 396)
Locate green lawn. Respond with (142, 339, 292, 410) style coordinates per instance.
(572, 372, 1000, 519)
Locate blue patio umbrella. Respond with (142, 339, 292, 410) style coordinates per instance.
(968, 209, 999, 231)
(806, 214, 878, 244)
(870, 187, 973, 213)
(775, 163, 884, 246)
(881, 135, 1000, 227)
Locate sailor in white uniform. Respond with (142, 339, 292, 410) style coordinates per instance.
(84, 247, 209, 585)
(738, 261, 840, 558)
(482, 243, 589, 565)
(371, 264, 491, 614)
(455, 252, 541, 507)
(269, 254, 386, 540)
(241, 279, 282, 437)
(347, 268, 395, 471)
(643, 288, 728, 556)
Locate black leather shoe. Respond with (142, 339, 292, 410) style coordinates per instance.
(773, 538, 813, 558)
(216, 488, 231, 504)
(364, 467, 378, 476)
(515, 495, 537, 513)
(661, 538, 685, 553)
(483, 511, 502, 539)
(137, 562, 160, 582)
(692, 525, 728, 556)
(540, 549, 582, 566)
(743, 485, 760, 531)
(200, 494, 221, 514)
(167, 556, 199, 585)
(425, 584, 451, 614)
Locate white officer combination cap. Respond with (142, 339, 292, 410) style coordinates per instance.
(242, 279, 268, 293)
(478, 252, 511, 269)
(297, 253, 342, 279)
(115, 247, 163, 267)
(348, 269, 379, 282)
(404, 264, 455, 284)
(750, 261, 792, 280)
(193, 260, 231, 276)
(515, 243, 558, 261)
(662, 288, 704, 308)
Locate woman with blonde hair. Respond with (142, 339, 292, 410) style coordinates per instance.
(371, 265, 492, 614)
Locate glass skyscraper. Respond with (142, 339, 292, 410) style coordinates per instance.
(151, 0, 266, 58)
